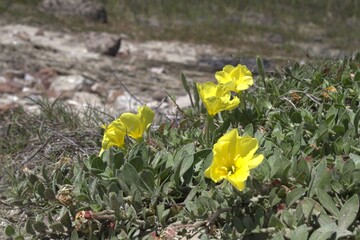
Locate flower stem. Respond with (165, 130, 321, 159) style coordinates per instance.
(238, 91, 247, 111)
(206, 115, 215, 147)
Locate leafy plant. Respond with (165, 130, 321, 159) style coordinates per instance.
(2, 54, 360, 239)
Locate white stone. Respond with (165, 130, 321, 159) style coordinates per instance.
(50, 75, 86, 92)
(72, 91, 102, 107)
(174, 95, 192, 109)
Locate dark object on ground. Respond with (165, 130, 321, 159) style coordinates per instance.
(39, 0, 107, 23)
(84, 32, 121, 56)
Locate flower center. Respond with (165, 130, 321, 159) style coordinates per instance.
(221, 165, 236, 176)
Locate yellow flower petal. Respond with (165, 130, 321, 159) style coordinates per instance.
(204, 128, 264, 191)
(120, 105, 155, 139)
(247, 154, 264, 169)
(197, 82, 240, 116)
(226, 178, 246, 191)
(215, 64, 253, 93)
(205, 165, 228, 183)
(235, 136, 259, 160)
(120, 113, 142, 139)
(138, 105, 155, 130)
(99, 122, 126, 155)
(225, 159, 249, 190)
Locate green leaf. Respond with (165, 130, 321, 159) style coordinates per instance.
(290, 224, 308, 240)
(296, 158, 310, 184)
(25, 219, 36, 235)
(318, 212, 335, 227)
(59, 209, 72, 228)
(91, 156, 106, 171)
(109, 192, 120, 212)
(334, 226, 353, 239)
(243, 123, 254, 136)
(70, 230, 80, 240)
(33, 221, 48, 234)
(338, 194, 359, 229)
(349, 153, 360, 169)
(180, 72, 194, 108)
(123, 162, 140, 188)
(139, 169, 155, 193)
(301, 197, 325, 220)
(309, 224, 336, 240)
(254, 207, 265, 227)
(268, 215, 284, 230)
(316, 188, 340, 217)
(291, 125, 303, 155)
(290, 111, 302, 124)
(354, 108, 360, 137)
(113, 152, 125, 169)
(271, 232, 285, 240)
(269, 188, 281, 207)
(5, 225, 15, 236)
(35, 181, 45, 197)
(173, 143, 194, 186)
(281, 210, 293, 228)
(131, 187, 143, 212)
(49, 222, 65, 233)
(285, 187, 306, 207)
(242, 215, 254, 229)
(192, 82, 200, 109)
(43, 188, 55, 200)
(129, 156, 144, 172)
(179, 153, 194, 178)
(256, 56, 266, 87)
(309, 159, 331, 197)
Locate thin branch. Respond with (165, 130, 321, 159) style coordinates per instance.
(46, 129, 87, 154)
(19, 136, 52, 168)
(280, 97, 298, 110)
(113, 73, 144, 105)
(206, 207, 233, 227)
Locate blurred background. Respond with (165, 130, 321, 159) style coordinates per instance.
(1, 0, 359, 58)
(0, 0, 359, 114)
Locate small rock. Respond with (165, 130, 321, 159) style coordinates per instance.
(173, 95, 192, 109)
(91, 82, 108, 96)
(112, 92, 142, 113)
(46, 89, 73, 99)
(39, 0, 107, 23)
(150, 66, 165, 74)
(35, 28, 45, 36)
(84, 32, 121, 56)
(72, 92, 101, 107)
(49, 75, 86, 92)
(24, 73, 35, 82)
(14, 31, 31, 42)
(152, 90, 167, 101)
(4, 70, 25, 80)
(106, 90, 124, 104)
(0, 95, 20, 114)
(0, 102, 19, 114)
(0, 81, 23, 94)
(0, 76, 7, 83)
(38, 67, 58, 89)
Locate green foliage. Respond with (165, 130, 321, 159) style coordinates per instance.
(2, 55, 360, 238)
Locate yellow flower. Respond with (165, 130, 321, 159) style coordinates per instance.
(119, 105, 155, 139)
(215, 64, 253, 93)
(197, 82, 240, 116)
(99, 121, 126, 155)
(205, 129, 264, 191)
(325, 86, 337, 92)
(322, 86, 337, 99)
